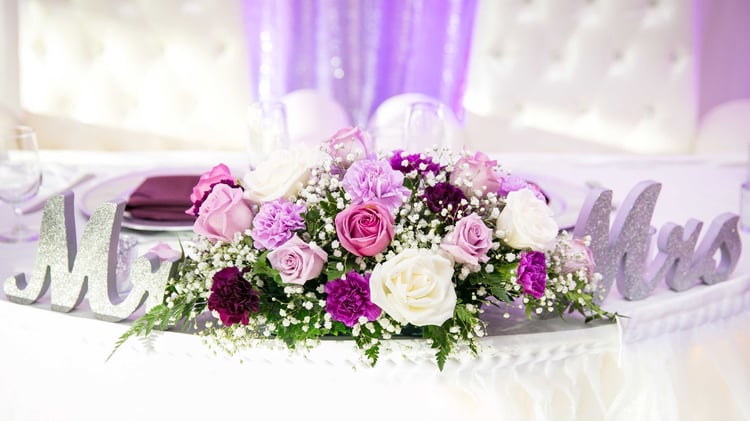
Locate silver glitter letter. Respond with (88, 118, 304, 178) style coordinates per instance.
(653, 220, 704, 292)
(689, 213, 742, 285)
(3, 193, 173, 321)
(574, 181, 661, 302)
(3, 194, 77, 304)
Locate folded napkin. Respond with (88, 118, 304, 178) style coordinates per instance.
(125, 175, 200, 221)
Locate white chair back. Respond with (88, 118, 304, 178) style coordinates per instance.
(280, 89, 351, 147)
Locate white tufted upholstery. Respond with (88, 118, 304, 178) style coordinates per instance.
(18, 0, 250, 150)
(463, 0, 697, 154)
(0, 0, 20, 127)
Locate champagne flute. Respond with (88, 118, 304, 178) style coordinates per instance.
(247, 100, 290, 169)
(403, 101, 446, 153)
(0, 125, 42, 242)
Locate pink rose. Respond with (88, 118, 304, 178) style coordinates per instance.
(440, 214, 493, 266)
(560, 238, 596, 276)
(267, 235, 328, 285)
(450, 151, 502, 197)
(335, 202, 394, 257)
(147, 242, 182, 262)
(194, 183, 254, 243)
(326, 127, 373, 169)
(187, 163, 235, 215)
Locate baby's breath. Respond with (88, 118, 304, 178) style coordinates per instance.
(112, 146, 614, 370)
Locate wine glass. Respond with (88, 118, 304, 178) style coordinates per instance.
(0, 125, 42, 242)
(247, 100, 290, 169)
(403, 101, 446, 153)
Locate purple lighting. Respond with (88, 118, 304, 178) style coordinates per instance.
(240, 0, 478, 125)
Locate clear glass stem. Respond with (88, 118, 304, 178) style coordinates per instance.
(10, 204, 26, 234)
(0, 202, 38, 242)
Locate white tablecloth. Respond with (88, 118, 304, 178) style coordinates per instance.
(1, 151, 748, 421)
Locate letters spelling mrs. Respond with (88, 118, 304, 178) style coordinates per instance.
(3, 193, 173, 322)
(574, 181, 742, 303)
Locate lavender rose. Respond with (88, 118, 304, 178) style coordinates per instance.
(389, 149, 440, 175)
(342, 159, 411, 212)
(517, 251, 547, 299)
(450, 151, 502, 198)
(194, 183, 254, 243)
(440, 214, 493, 266)
(560, 238, 596, 276)
(187, 163, 236, 216)
(267, 235, 328, 285)
(324, 271, 381, 327)
(335, 202, 394, 257)
(207, 266, 259, 326)
(326, 127, 373, 169)
(423, 182, 466, 218)
(250, 198, 306, 250)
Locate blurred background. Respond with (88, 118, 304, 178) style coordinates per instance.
(1, 0, 749, 154)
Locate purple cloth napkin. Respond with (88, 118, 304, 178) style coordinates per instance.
(125, 175, 200, 221)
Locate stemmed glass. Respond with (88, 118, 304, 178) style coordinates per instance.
(247, 100, 290, 169)
(403, 101, 447, 153)
(0, 126, 42, 242)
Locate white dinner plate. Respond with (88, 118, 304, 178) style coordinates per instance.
(79, 168, 202, 232)
(515, 172, 586, 230)
(79, 168, 585, 232)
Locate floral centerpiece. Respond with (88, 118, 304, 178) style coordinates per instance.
(113, 127, 613, 369)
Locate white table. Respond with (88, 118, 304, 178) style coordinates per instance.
(1, 151, 748, 421)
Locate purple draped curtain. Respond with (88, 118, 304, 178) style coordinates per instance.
(240, 0, 478, 126)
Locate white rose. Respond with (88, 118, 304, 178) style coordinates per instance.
(497, 188, 558, 251)
(243, 147, 320, 203)
(369, 248, 456, 326)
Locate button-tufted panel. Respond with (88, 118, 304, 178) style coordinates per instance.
(464, 0, 696, 154)
(1, 0, 20, 123)
(19, 0, 250, 149)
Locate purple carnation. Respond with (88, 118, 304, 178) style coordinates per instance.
(207, 267, 260, 326)
(423, 182, 466, 217)
(324, 271, 381, 327)
(389, 150, 440, 175)
(498, 175, 547, 203)
(250, 198, 306, 250)
(517, 251, 547, 299)
(342, 159, 411, 211)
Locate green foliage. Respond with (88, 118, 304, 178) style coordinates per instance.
(466, 263, 518, 303)
(424, 325, 451, 371)
(107, 296, 201, 361)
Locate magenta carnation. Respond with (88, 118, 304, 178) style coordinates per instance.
(342, 159, 411, 212)
(517, 251, 547, 299)
(250, 198, 306, 250)
(207, 267, 260, 326)
(389, 149, 440, 175)
(325, 271, 381, 327)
